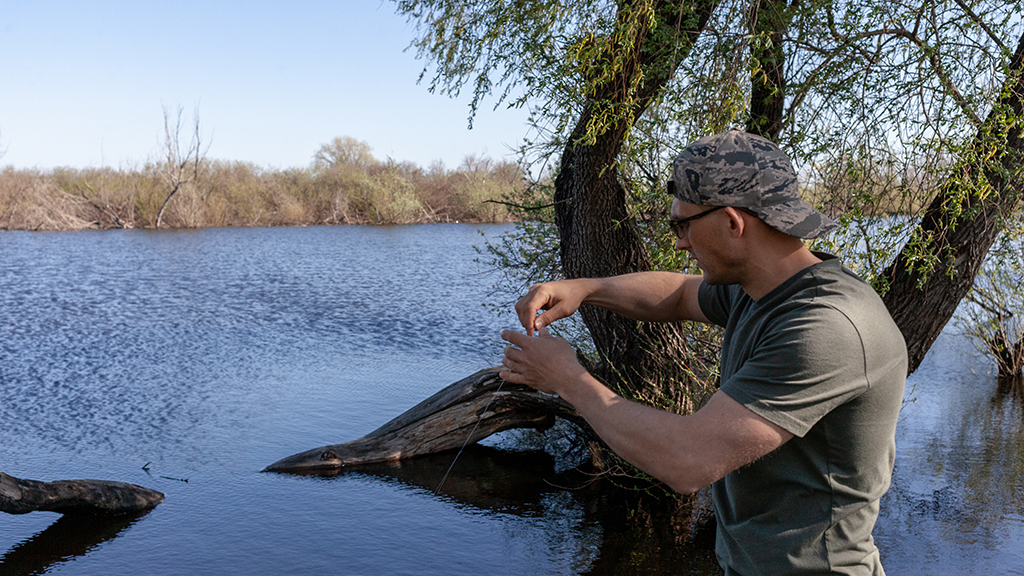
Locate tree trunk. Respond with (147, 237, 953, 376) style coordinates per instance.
(746, 0, 789, 142)
(554, 0, 718, 406)
(882, 30, 1024, 373)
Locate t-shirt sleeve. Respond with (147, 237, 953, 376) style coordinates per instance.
(698, 282, 734, 327)
(719, 304, 870, 437)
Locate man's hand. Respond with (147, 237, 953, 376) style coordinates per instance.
(514, 281, 589, 336)
(499, 328, 588, 395)
(500, 329, 794, 495)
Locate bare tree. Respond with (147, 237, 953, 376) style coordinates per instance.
(156, 105, 207, 229)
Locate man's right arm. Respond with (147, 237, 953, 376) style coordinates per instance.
(516, 272, 710, 335)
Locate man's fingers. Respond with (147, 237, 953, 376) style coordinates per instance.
(502, 345, 523, 364)
(501, 329, 530, 347)
(500, 341, 527, 385)
(515, 284, 546, 336)
(521, 308, 541, 336)
(498, 368, 520, 383)
(515, 302, 536, 335)
(502, 327, 560, 350)
(531, 306, 563, 334)
(533, 311, 557, 332)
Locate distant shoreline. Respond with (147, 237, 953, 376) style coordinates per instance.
(0, 218, 517, 233)
(1, 146, 529, 232)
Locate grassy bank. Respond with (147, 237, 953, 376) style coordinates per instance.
(0, 137, 526, 231)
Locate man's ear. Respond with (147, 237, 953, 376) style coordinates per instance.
(725, 206, 747, 237)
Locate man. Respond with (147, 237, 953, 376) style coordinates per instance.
(499, 129, 907, 575)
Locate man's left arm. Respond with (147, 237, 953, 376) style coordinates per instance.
(500, 329, 793, 495)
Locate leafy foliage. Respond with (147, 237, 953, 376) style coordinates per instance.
(397, 0, 1024, 380)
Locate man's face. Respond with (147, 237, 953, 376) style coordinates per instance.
(670, 198, 739, 285)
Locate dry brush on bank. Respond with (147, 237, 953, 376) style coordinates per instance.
(0, 137, 527, 231)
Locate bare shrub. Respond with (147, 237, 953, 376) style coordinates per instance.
(449, 155, 523, 223)
(0, 168, 94, 230)
(365, 162, 424, 224)
(414, 160, 453, 220)
(203, 160, 269, 226)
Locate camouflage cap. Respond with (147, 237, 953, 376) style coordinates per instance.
(670, 129, 837, 239)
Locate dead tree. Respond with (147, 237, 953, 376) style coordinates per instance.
(155, 105, 206, 229)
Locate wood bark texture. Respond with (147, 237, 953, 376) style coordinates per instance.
(264, 368, 591, 473)
(0, 472, 164, 515)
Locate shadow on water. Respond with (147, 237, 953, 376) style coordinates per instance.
(0, 510, 151, 576)
(279, 445, 723, 575)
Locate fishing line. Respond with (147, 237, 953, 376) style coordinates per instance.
(433, 378, 505, 495)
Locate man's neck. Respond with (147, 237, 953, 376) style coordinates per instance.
(741, 245, 823, 301)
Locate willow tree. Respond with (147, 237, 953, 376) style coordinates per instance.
(394, 0, 1024, 393)
(783, 0, 1024, 372)
(396, 1, 722, 413)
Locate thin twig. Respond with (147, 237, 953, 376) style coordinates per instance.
(483, 199, 562, 211)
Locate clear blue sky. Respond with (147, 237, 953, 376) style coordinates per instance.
(0, 1, 532, 171)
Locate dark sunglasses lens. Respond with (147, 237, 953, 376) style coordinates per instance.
(669, 220, 684, 238)
(667, 180, 675, 196)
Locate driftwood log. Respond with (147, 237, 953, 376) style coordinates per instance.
(264, 367, 591, 473)
(0, 472, 164, 515)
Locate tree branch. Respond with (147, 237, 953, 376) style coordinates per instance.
(483, 199, 562, 211)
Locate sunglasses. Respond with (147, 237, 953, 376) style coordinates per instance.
(667, 206, 725, 238)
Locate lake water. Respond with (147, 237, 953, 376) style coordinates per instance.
(0, 224, 1021, 575)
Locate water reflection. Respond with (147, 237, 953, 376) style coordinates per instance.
(997, 374, 1024, 400)
(302, 446, 568, 513)
(289, 446, 722, 575)
(877, 334, 1024, 573)
(0, 511, 150, 576)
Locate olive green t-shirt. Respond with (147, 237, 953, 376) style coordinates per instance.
(698, 256, 907, 576)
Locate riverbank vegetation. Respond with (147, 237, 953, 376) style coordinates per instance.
(0, 135, 528, 231)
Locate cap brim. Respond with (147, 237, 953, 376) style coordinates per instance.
(750, 199, 838, 239)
